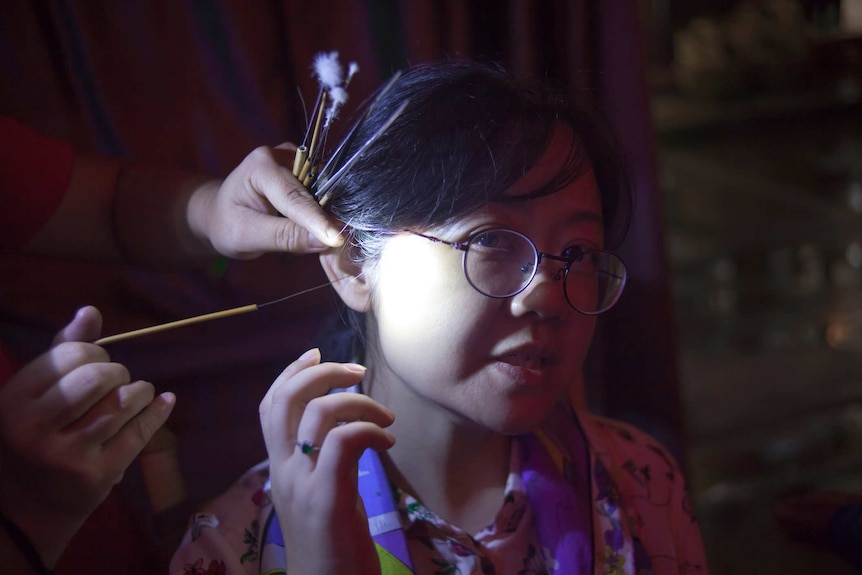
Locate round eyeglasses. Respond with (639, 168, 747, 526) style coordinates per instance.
(407, 228, 627, 315)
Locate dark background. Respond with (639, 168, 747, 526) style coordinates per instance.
(1, 1, 860, 573)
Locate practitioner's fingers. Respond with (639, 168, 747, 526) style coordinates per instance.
(52, 306, 103, 346)
(65, 379, 157, 444)
(99, 392, 176, 480)
(43, 361, 131, 427)
(9, 342, 110, 399)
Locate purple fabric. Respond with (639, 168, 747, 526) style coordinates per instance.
(520, 410, 592, 574)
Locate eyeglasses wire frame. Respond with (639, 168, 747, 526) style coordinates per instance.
(405, 228, 626, 315)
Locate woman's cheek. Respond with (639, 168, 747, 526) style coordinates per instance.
(373, 236, 466, 344)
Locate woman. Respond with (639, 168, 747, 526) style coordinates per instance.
(173, 60, 708, 575)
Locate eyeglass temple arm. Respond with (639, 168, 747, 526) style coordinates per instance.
(403, 230, 468, 251)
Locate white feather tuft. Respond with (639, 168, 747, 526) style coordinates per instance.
(345, 62, 360, 86)
(324, 87, 348, 127)
(313, 51, 343, 89)
(328, 86, 348, 106)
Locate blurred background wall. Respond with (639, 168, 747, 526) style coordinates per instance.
(1, 1, 860, 573)
(642, 0, 862, 572)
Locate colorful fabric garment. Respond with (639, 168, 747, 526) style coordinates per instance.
(171, 406, 709, 575)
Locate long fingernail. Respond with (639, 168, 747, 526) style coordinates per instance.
(157, 392, 177, 411)
(384, 408, 396, 423)
(344, 363, 366, 374)
(384, 431, 397, 447)
(74, 306, 92, 321)
(298, 348, 320, 362)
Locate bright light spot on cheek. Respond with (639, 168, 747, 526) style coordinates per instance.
(372, 236, 465, 345)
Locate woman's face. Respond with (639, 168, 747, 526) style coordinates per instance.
(365, 127, 603, 435)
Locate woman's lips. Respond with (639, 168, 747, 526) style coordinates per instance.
(493, 348, 556, 387)
(494, 343, 556, 367)
(498, 352, 549, 369)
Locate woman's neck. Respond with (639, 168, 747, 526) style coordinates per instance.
(367, 371, 511, 534)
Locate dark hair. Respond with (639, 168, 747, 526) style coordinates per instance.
(316, 60, 631, 360)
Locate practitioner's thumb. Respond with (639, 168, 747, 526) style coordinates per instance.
(53, 306, 103, 345)
(259, 214, 331, 254)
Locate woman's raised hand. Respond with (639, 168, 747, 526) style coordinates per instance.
(0, 306, 175, 567)
(259, 348, 395, 575)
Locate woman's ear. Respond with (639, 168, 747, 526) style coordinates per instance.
(319, 247, 371, 312)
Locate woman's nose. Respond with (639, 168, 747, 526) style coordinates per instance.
(509, 265, 569, 318)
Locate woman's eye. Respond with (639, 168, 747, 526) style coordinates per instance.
(473, 231, 505, 249)
(562, 244, 586, 261)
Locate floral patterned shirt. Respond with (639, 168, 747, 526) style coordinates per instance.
(393, 442, 557, 575)
(171, 410, 710, 575)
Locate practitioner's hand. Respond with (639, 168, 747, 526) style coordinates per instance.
(259, 348, 395, 575)
(0, 306, 176, 567)
(190, 143, 345, 259)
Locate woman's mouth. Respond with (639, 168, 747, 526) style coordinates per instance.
(492, 347, 557, 387)
(498, 352, 549, 369)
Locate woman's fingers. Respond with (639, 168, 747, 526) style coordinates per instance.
(261, 347, 396, 482)
(259, 348, 321, 412)
(294, 393, 395, 461)
(261, 350, 394, 575)
(261, 351, 368, 459)
(316, 421, 396, 476)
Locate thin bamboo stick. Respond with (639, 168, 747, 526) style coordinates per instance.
(93, 278, 347, 346)
(292, 145, 308, 177)
(94, 305, 258, 345)
(298, 92, 328, 182)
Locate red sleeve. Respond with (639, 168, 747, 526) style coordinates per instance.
(0, 115, 75, 250)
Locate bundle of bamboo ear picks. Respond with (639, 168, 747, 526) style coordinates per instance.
(295, 52, 408, 209)
(292, 52, 358, 197)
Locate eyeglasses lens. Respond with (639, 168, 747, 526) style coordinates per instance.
(564, 251, 626, 314)
(464, 229, 625, 314)
(464, 229, 537, 298)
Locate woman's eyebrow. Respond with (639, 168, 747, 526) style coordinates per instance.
(564, 210, 603, 226)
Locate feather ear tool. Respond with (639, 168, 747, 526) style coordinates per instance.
(309, 71, 408, 207)
(292, 52, 354, 187)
